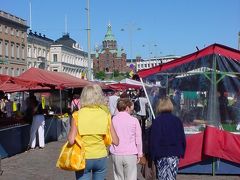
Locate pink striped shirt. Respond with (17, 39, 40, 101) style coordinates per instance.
(110, 112, 143, 157)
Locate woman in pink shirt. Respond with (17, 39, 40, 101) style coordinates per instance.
(110, 98, 143, 180)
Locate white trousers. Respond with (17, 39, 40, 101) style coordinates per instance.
(29, 114, 45, 148)
(111, 154, 137, 180)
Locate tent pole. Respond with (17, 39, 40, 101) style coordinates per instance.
(140, 78, 155, 119)
(59, 89, 62, 115)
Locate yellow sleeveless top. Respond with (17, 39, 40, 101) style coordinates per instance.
(73, 106, 110, 159)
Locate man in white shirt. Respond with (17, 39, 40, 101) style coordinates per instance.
(136, 91, 148, 138)
(108, 91, 120, 116)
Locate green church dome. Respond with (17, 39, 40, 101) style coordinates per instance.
(104, 23, 116, 41)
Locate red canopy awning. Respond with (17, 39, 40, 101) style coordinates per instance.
(18, 68, 91, 89)
(138, 43, 240, 78)
(107, 83, 142, 90)
(0, 74, 54, 93)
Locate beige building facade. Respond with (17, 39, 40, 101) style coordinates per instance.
(49, 33, 91, 79)
(0, 10, 28, 76)
(27, 30, 54, 70)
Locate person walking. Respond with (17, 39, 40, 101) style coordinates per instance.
(136, 90, 148, 139)
(28, 95, 45, 149)
(110, 98, 143, 180)
(108, 91, 120, 117)
(150, 97, 186, 180)
(68, 84, 119, 180)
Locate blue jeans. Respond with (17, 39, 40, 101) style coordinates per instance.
(75, 157, 107, 180)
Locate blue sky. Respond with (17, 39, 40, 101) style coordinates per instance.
(1, 0, 240, 59)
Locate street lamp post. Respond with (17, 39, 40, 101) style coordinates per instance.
(86, 0, 92, 80)
(142, 43, 159, 59)
(121, 23, 141, 68)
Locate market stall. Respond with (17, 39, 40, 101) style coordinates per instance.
(0, 68, 93, 158)
(0, 74, 56, 157)
(138, 43, 240, 175)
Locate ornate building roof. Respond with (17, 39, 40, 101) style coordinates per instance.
(55, 33, 76, 48)
(103, 23, 116, 42)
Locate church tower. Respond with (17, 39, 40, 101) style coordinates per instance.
(93, 24, 129, 78)
(102, 24, 117, 50)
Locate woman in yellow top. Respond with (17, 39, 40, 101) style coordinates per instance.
(68, 84, 119, 180)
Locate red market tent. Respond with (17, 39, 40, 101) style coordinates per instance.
(19, 67, 91, 89)
(120, 78, 143, 86)
(138, 43, 240, 78)
(0, 74, 53, 93)
(107, 83, 142, 91)
(137, 43, 240, 171)
(105, 78, 147, 91)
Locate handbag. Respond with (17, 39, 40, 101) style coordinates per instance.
(103, 114, 112, 146)
(56, 111, 85, 172)
(56, 135, 85, 171)
(140, 159, 156, 180)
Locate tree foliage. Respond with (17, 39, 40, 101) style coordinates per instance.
(95, 71, 105, 80)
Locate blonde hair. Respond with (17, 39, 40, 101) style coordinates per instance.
(156, 97, 173, 114)
(80, 84, 106, 107)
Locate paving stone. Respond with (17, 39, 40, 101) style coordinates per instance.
(0, 139, 239, 180)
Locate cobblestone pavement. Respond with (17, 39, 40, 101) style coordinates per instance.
(1, 139, 239, 180)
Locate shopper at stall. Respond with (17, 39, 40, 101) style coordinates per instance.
(23, 97, 33, 124)
(110, 98, 143, 180)
(0, 95, 7, 117)
(67, 84, 119, 180)
(28, 95, 45, 150)
(218, 90, 229, 123)
(150, 97, 186, 180)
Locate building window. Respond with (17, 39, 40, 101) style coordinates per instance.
(38, 48, 41, 56)
(5, 67, 8, 75)
(33, 47, 37, 58)
(0, 40, 2, 57)
(16, 68, 19, 76)
(11, 43, 14, 58)
(28, 46, 31, 57)
(53, 54, 57, 62)
(16, 30, 19, 37)
(10, 68, 14, 76)
(11, 28, 14, 35)
(5, 26, 8, 34)
(16, 44, 20, 59)
(5, 42, 8, 57)
(105, 54, 109, 59)
(47, 51, 49, 59)
(22, 46, 25, 59)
